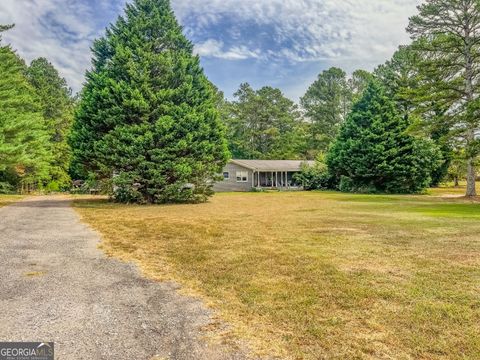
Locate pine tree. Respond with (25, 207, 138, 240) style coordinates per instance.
(301, 67, 349, 153)
(70, 0, 229, 203)
(300, 67, 371, 156)
(408, 0, 480, 196)
(27, 58, 74, 191)
(0, 26, 51, 192)
(327, 81, 441, 193)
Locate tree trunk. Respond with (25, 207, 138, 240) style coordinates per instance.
(466, 156, 477, 196)
(463, 22, 476, 197)
(454, 176, 459, 187)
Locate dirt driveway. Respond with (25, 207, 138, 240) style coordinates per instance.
(0, 196, 247, 360)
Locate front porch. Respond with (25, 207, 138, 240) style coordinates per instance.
(251, 171, 300, 189)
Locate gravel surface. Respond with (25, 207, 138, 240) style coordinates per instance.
(0, 196, 249, 360)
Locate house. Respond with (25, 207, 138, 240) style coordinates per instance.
(213, 159, 315, 192)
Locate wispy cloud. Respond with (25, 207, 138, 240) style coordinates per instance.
(176, 0, 420, 64)
(0, 0, 105, 92)
(0, 0, 422, 99)
(195, 39, 262, 60)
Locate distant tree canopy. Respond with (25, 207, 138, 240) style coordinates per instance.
(27, 58, 74, 191)
(327, 81, 441, 194)
(70, 0, 228, 203)
(222, 83, 307, 160)
(0, 31, 52, 192)
(300, 67, 371, 155)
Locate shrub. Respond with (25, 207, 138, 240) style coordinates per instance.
(338, 176, 354, 193)
(294, 154, 333, 190)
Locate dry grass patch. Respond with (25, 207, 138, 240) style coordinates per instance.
(0, 195, 23, 207)
(73, 189, 480, 359)
(24, 271, 46, 277)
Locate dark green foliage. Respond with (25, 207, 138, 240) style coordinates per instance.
(338, 175, 356, 193)
(375, 46, 453, 186)
(429, 119, 452, 186)
(0, 32, 52, 191)
(327, 81, 441, 194)
(223, 83, 307, 160)
(27, 58, 74, 190)
(70, 0, 229, 203)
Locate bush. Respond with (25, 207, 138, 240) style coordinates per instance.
(45, 181, 60, 193)
(338, 176, 354, 192)
(294, 154, 333, 190)
(0, 181, 14, 194)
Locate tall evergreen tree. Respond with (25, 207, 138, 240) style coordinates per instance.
(70, 0, 229, 203)
(0, 25, 51, 192)
(408, 0, 480, 196)
(327, 81, 441, 193)
(375, 46, 420, 119)
(223, 83, 306, 160)
(375, 46, 453, 186)
(27, 58, 74, 190)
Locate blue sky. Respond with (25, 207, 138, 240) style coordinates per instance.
(0, 0, 421, 100)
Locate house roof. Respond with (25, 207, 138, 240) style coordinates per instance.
(230, 159, 315, 172)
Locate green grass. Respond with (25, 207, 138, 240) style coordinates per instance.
(73, 188, 480, 359)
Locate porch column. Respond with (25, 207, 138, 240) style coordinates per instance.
(252, 171, 255, 187)
(257, 171, 260, 188)
(275, 172, 278, 188)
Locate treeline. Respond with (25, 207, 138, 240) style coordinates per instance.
(0, 25, 74, 193)
(0, 0, 478, 201)
(220, 69, 372, 160)
(221, 0, 480, 196)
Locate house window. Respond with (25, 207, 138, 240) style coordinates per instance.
(223, 172, 230, 180)
(236, 171, 248, 182)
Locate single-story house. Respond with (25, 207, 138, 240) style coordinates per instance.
(213, 159, 315, 192)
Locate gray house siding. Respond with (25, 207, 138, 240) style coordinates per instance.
(213, 163, 253, 192)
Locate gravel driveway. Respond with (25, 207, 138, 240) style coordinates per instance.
(0, 196, 248, 360)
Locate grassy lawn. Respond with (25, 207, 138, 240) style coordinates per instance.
(0, 195, 23, 207)
(73, 187, 480, 359)
(427, 181, 478, 197)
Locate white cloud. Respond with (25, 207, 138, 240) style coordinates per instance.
(0, 0, 423, 96)
(174, 0, 421, 64)
(0, 0, 100, 93)
(195, 39, 262, 60)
